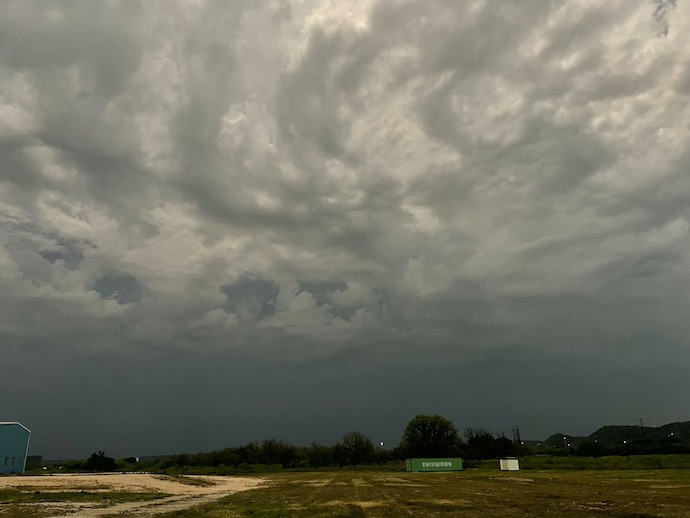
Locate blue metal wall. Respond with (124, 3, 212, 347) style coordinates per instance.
(0, 423, 31, 474)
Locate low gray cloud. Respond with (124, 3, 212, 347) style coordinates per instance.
(1, 0, 689, 457)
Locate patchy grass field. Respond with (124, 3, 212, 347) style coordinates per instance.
(159, 469, 690, 518)
(3, 469, 690, 517)
(0, 490, 166, 518)
(0, 473, 262, 517)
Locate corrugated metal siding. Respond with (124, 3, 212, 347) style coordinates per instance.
(0, 423, 31, 474)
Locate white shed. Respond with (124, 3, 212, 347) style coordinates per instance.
(499, 457, 520, 471)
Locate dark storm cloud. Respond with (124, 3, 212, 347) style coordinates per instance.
(222, 276, 279, 319)
(38, 236, 86, 270)
(94, 272, 143, 305)
(1, 0, 690, 457)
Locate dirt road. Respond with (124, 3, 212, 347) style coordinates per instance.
(0, 473, 265, 517)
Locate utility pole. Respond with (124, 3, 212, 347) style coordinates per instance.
(639, 418, 646, 439)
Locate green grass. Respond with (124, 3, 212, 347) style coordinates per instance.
(158, 469, 690, 517)
(519, 454, 690, 470)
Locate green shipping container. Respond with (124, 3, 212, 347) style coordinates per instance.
(406, 458, 463, 472)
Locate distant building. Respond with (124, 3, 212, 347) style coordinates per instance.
(0, 422, 31, 474)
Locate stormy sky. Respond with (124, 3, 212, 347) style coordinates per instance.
(2, 0, 689, 459)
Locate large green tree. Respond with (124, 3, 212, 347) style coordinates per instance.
(401, 414, 462, 458)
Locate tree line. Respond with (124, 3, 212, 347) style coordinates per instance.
(163, 415, 521, 470)
(67, 414, 524, 472)
(128, 415, 519, 472)
(550, 435, 690, 458)
(53, 414, 690, 473)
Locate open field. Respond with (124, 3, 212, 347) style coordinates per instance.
(3, 469, 690, 517)
(159, 469, 690, 518)
(0, 473, 264, 517)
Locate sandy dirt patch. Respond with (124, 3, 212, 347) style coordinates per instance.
(0, 473, 265, 517)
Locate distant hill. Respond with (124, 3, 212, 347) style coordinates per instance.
(544, 433, 588, 448)
(589, 421, 690, 446)
(541, 421, 690, 448)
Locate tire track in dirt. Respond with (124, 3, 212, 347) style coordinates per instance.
(0, 473, 265, 517)
(49, 491, 237, 517)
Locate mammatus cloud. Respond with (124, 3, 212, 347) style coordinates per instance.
(1, 0, 689, 358)
(1, 1, 690, 456)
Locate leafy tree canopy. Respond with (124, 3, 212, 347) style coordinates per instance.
(401, 414, 462, 458)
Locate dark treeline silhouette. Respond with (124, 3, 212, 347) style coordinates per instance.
(463, 428, 515, 464)
(561, 436, 690, 458)
(54, 416, 690, 474)
(165, 436, 391, 470)
(156, 415, 520, 471)
(85, 451, 116, 471)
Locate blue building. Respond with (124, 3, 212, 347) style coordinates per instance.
(0, 422, 31, 474)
